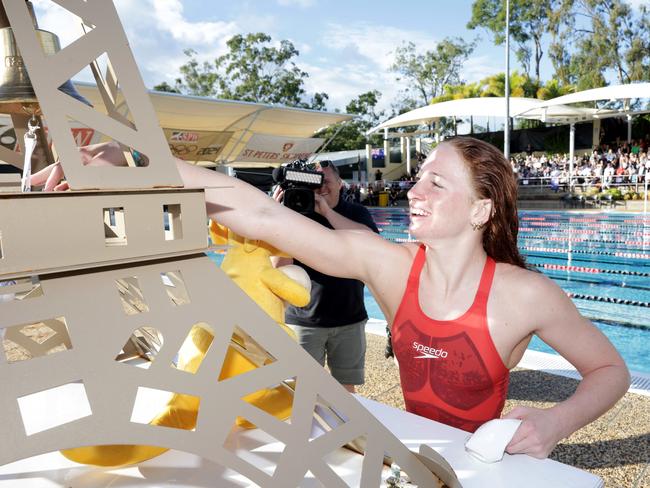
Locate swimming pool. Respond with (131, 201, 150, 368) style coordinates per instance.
(368, 208, 650, 374)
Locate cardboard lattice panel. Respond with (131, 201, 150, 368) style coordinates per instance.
(0, 255, 439, 486)
(3, 0, 182, 189)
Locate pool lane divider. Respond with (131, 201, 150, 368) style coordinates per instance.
(534, 263, 650, 277)
(566, 291, 650, 308)
(521, 245, 650, 260)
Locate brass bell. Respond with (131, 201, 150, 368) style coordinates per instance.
(0, 1, 89, 114)
(0, 1, 90, 176)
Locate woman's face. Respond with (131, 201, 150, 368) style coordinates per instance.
(406, 143, 477, 241)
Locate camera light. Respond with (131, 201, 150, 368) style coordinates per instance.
(284, 169, 324, 186)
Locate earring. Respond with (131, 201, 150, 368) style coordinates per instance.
(471, 222, 482, 231)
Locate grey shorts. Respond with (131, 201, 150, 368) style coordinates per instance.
(288, 320, 367, 385)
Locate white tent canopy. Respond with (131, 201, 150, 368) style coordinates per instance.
(75, 82, 353, 167)
(369, 83, 650, 135)
(369, 97, 538, 133)
(518, 82, 650, 110)
(367, 97, 613, 134)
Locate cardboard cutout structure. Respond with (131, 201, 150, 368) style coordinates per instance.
(0, 1, 452, 486)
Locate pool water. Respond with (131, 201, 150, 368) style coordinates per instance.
(207, 209, 649, 374)
(368, 208, 650, 374)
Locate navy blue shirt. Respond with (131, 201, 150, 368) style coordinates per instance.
(285, 198, 379, 327)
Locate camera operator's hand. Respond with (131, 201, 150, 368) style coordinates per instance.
(272, 185, 285, 204)
(313, 193, 333, 217)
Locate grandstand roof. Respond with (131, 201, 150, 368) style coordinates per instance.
(74, 82, 353, 167)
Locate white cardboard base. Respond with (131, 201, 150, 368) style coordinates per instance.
(0, 393, 603, 488)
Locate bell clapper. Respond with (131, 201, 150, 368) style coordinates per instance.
(20, 116, 39, 193)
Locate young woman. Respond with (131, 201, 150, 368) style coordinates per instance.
(33, 136, 630, 459)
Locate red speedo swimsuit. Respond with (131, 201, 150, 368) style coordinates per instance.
(392, 245, 509, 433)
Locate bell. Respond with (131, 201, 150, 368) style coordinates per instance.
(0, 1, 90, 177)
(0, 1, 89, 114)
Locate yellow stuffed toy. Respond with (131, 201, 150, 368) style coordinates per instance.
(60, 221, 310, 467)
(209, 220, 311, 337)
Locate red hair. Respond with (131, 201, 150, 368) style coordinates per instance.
(445, 137, 526, 268)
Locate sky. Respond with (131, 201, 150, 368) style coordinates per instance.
(32, 0, 646, 114)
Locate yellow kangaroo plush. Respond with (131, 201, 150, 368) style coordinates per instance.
(61, 221, 310, 467)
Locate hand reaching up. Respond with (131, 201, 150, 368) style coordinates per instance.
(31, 141, 131, 191)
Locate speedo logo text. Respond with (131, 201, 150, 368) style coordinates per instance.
(412, 341, 448, 359)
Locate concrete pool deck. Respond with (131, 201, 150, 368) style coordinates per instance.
(359, 332, 650, 488)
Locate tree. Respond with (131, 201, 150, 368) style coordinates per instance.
(314, 91, 385, 151)
(480, 71, 539, 98)
(171, 33, 328, 109)
(390, 37, 476, 107)
(152, 81, 181, 94)
(547, 0, 574, 85)
(431, 82, 485, 135)
(467, 0, 556, 82)
(536, 78, 575, 100)
(549, 0, 650, 91)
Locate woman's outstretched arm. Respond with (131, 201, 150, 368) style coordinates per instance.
(31, 143, 393, 283)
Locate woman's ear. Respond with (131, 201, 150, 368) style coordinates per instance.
(471, 198, 493, 227)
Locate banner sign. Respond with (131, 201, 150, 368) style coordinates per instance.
(236, 134, 324, 164)
(162, 129, 233, 161)
(0, 116, 103, 152)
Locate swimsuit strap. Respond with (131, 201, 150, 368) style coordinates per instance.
(406, 244, 427, 288)
(472, 256, 496, 312)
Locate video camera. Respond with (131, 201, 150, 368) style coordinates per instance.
(272, 159, 324, 214)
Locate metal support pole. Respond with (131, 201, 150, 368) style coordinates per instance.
(627, 114, 633, 143)
(406, 137, 411, 177)
(643, 173, 650, 215)
(569, 123, 575, 191)
(504, 0, 510, 160)
(365, 143, 372, 184)
(383, 128, 390, 165)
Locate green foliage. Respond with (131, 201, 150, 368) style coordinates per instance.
(314, 90, 385, 151)
(536, 78, 575, 100)
(172, 33, 327, 109)
(603, 188, 623, 200)
(549, 0, 650, 89)
(471, 0, 649, 92)
(468, 0, 556, 81)
(152, 81, 181, 93)
(478, 71, 540, 98)
(431, 82, 485, 135)
(390, 37, 476, 106)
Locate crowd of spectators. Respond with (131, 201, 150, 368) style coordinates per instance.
(512, 136, 649, 191)
(341, 153, 424, 206)
(340, 136, 649, 205)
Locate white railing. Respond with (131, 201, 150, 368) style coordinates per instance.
(517, 175, 648, 194)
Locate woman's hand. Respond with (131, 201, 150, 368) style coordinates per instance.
(503, 406, 566, 459)
(31, 160, 66, 191)
(31, 141, 130, 191)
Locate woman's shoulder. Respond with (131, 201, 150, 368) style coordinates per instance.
(401, 242, 423, 259)
(493, 261, 560, 302)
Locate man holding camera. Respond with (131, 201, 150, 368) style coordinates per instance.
(272, 160, 378, 393)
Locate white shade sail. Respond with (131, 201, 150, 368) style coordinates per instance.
(522, 82, 650, 109)
(369, 97, 539, 133)
(368, 97, 612, 134)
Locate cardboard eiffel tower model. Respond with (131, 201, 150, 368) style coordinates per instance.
(0, 1, 458, 486)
